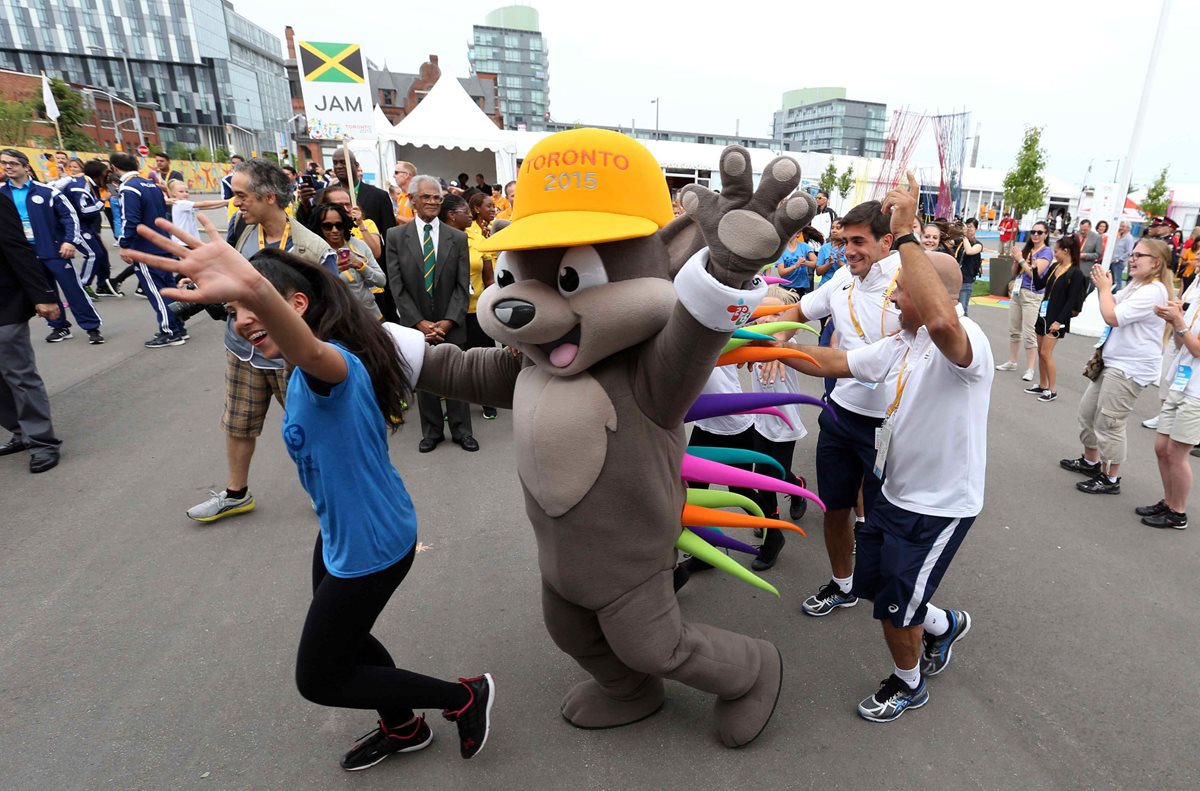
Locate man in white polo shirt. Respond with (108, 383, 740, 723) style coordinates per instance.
(784, 200, 902, 617)
(780, 173, 993, 723)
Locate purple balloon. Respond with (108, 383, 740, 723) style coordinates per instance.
(686, 526, 759, 555)
(685, 392, 833, 424)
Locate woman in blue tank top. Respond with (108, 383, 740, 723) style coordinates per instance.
(126, 213, 496, 772)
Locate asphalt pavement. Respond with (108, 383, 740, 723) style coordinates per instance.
(2, 228, 1198, 790)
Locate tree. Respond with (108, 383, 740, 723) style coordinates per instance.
(192, 146, 212, 162)
(1141, 166, 1171, 217)
(0, 99, 33, 144)
(817, 158, 838, 194)
(1002, 126, 1048, 222)
(37, 78, 95, 150)
(213, 146, 231, 163)
(167, 141, 190, 161)
(836, 165, 854, 201)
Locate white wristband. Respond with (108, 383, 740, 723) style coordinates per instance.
(674, 249, 768, 331)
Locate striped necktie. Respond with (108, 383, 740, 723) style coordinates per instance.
(422, 224, 435, 295)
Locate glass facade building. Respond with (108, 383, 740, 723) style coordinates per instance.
(0, 0, 291, 155)
(771, 88, 887, 158)
(470, 5, 549, 130)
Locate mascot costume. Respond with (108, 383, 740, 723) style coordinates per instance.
(414, 129, 822, 746)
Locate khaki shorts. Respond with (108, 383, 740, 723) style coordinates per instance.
(1157, 390, 1200, 446)
(220, 352, 290, 438)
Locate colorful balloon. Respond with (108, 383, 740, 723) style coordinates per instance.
(686, 526, 759, 555)
(681, 454, 826, 512)
(685, 488, 765, 517)
(686, 446, 785, 477)
(675, 530, 779, 597)
(716, 346, 818, 368)
(683, 504, 807, 537)
(685, 392, 833, 424)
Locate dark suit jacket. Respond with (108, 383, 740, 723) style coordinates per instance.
(355, 181, 396, 250)
(0, 192, 57, 326)
(386, 220, 469, 345)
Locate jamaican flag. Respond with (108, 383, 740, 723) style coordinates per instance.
(299, 42, 365, 84)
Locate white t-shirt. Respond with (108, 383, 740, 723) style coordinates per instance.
(749, 355, 808, 443)
(694, 366, 753, 436)
(171, 199, 199, 242)
(800, 251, 903, 418)
(847, 311, 994, 518)
(1102, 280, 1169, 386)
(1164, 297, 1200, 399)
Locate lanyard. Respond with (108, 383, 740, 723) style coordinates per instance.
(257, 220, 291, 251)
(885, 347, 914, 418)
(846, 265, 901, 342)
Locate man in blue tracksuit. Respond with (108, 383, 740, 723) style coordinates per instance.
(0, 149, 104, 344)
(109, 151, 186, 348)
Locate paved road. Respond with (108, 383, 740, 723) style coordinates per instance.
(2, 236, 1197, 790)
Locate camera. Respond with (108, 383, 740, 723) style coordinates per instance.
(169, 282, 228, 322)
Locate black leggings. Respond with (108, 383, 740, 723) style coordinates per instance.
(295, 534, 468, 725)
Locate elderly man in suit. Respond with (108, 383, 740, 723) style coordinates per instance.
(1078, 219, 1104, 292)
(0, 192, 63, 473)
(386, 174, 477, 453)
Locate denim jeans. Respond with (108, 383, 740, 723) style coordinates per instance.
(958, 281, 974, 315)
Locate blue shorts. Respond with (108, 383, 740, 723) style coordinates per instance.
(814, 400, 884, 513)
(852, 497, 975, 628)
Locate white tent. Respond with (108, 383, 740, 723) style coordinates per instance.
(376, 76, 515, 186)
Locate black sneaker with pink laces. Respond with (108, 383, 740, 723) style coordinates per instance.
(442, 673, 495, 759)
(340, 715, 432, 771)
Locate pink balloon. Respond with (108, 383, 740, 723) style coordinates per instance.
(682, 454, 826, 512)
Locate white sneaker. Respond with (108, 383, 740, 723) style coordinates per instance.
(1142, 415, 1160, 430)
(995, 361, 1018, 371)
(1022, 369, 1035, 381)
(187, 489, 256, 522)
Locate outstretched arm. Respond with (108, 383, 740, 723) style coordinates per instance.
(418, 344, 524, 409)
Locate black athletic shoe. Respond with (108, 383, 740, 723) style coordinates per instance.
(1024, 385, 1047, 395)
(94, 279, 123, 297)
(1037, 390, 1057, 402)
(1135, 500, 1169, 517)
(442, 674, 495, 759)
(340, 716, 432, 771)
(921, 609, 972, 676)
(1060, 457, 1101, 476)
(46, 328, 72, 343)
(1141, 510, 1188, 530)
(145, 332, 185, 348)
(1077, 474, 1120, 495)
(87, 329, 105, 345)
(789, 475, 809, 521)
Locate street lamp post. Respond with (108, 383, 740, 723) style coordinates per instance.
(651, 98, 659, 140)
(86, 45, 146, 148)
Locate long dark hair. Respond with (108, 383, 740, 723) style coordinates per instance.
(1055, 234, 1081, 267)
(1022, 221, 1049, 259)
(306, 202, 353, 245)
(248, 248, 411, 429)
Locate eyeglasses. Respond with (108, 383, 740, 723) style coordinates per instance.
(1128, 252, 1156, 262)
(0, 160, 23, 168)
(1030, 230, 1045, 235)
(320, 222, 346, 231)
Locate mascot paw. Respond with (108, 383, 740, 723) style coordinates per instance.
(560, 677, 666, 729)
(713, 639, 782, 748)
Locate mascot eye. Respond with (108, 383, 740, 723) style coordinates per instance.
(557, 245, 608, 297)
(494, 252, 517, 288)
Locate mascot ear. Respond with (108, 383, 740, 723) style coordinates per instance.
(659, 215, 705, 278)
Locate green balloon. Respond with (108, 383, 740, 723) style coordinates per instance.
(685, 488, 765, 517)
(676, 531, 779, 598)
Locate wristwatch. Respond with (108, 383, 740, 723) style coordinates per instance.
(893, 233, 919, 248)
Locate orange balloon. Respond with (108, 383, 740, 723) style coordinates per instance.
(716, 346, 818, 368)
(682, 504, 807, 537)
(750, 303, 794, 318)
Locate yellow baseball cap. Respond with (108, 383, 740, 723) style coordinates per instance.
(478, 128, 673, 252)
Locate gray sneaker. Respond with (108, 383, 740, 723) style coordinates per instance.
(801, 580, 858, 617)
(187, 489, 255, 523)
(857, 674, 928, 723)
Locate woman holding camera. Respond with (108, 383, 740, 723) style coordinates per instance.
(998, 222, 1053, 383)
(1061, 239, 1172, 495)
(309, 202, 384, 319)
(1028, 235, 1087, 402)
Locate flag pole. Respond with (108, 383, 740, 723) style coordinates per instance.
(342, 138, 357, 207)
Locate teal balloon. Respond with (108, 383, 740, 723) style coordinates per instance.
(686, 446, 785, 477)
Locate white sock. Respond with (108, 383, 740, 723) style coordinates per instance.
(855, 516, 866, 525)
(923, 604, 949, 637)
(894, 663, 920, 689)
(833, 574, 853, 594)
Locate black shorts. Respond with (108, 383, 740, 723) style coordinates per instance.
(1035, 316, 1066, 338)
(852, 497, 975, 628)
(814, 400, 884, 513)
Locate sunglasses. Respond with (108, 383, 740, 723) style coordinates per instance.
(320, 222, 347, 231)
(1030, 230, 1045, 235)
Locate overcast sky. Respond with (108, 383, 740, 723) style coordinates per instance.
(258, 0, 1194, 187)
